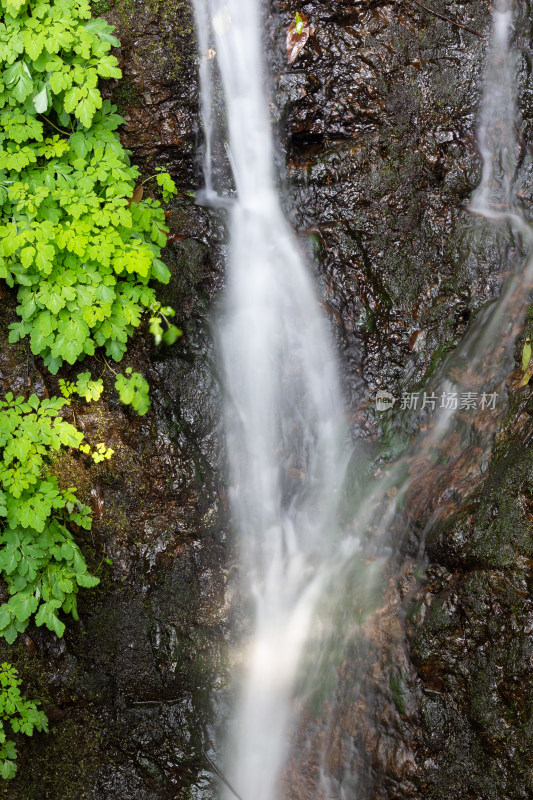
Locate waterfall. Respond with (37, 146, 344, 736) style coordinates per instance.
(192, 2, 348, 799)
(470, 0, 518, 222)
(192, 0, 532, 797)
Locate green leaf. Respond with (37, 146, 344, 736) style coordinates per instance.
(8, 593, 37, 623)
(20, 247, 35, 269)
(32, 85, 49, 114)
(0, 607, 12, 631)
(76, 573, 99, 588)
(49, 613, 65, 638)
(72, 548, 87, 575)
(155, 171, 177, 202)
(2, 626, 18, 646)
(84, 18, 121, 47)
(162, 325, 182, 346)
(0, 759, 16, 780)
(4, 62, 33, 103)
(151, 259, 171, 284)
(49, 69, 70, 94)
(74, 373, 103, 402)
(522, 340, 531, 372)
(60, 541, 75, 562)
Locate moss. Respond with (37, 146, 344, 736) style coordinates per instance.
(0, 641, 51, 710)
(426, 431, 533, 570)
(90, 0, 111, 14)
(0, 639, 104, 800)
(390, 670, 408, 716)
(421, 336, 457, 384)
(107, 0, 195, 81)
(415, 435, 533, 797)
(112, 78, 142, 113)
(51, 450, 93, 503)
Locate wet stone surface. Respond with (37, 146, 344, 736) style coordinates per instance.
(101, 0, 199, 186)
(272, 1, 533, 799)
(0, 249, 228, 800)
(273, 0, 501, 408)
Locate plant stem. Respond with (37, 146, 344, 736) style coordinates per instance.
(101, 355, 118, 376)
(406, 0, 485, 39)
(38, 115, 71, 136)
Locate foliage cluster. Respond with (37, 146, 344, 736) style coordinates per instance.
(0, 392, 98, 645)
(59, 371, 103, 403)
(115, 367, 150, 415)
(0, 662, 48, 779)
(0, 0, 178, 374)
(148, 301, 181, 347)
(0, 0, 182, 778)
(60, 366, 151, 416)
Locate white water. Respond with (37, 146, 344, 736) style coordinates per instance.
(471, 0, 518, 222)
(192, 2, 348, 799)
(192, 0, 532, 798)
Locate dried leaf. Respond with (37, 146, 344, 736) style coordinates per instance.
(127, 184, 144, 206)
(132, 185, 144, 203)
(287, 13, 311, 65)
(409, 329, 425, 352)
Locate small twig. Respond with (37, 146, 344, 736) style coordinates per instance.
(130, 699, 184, 706)
(25, 340, 30, 394)
(201, 747, 247, 800)
(407, 0, 485, 39)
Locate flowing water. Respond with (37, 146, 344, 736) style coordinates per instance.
(193, 2, 348, 799)
(193, 0, 532, 798)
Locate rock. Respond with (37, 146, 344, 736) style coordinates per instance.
(272, 1, 533, 799)
(274, 0, 502, 409)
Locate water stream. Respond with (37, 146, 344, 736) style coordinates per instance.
(192, 0, 532, 798)
(193, 2, 348, 799)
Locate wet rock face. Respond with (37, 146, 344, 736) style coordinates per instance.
(274, 0, 498, 403)
(410, 431, 533, 800)
(274, 1, 533, 799)
(0, 1, 229, 797)
(101, 0, 199, 187)
(2, 0, 530, 797)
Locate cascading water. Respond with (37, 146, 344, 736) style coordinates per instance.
(193, 0, 532, 797)
(192, 2, 348, 799)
